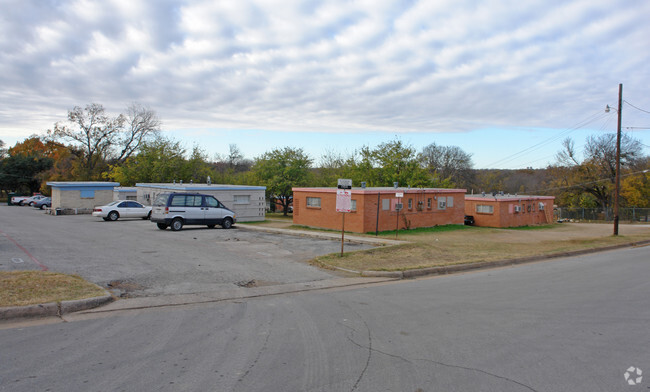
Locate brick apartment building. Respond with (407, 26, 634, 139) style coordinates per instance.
(464, 194, 555, 227)
(292, 187, 466, 233)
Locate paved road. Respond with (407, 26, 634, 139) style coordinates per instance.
(0, 205, 370, 296)
(2, 246, 649, 391)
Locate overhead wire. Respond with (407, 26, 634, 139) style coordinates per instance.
(485, 110, 609, 169)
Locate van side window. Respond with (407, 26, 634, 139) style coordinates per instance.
(205, 196, 219, 208)
(185, 195, 202, 207)
(170, 195, 186, 206)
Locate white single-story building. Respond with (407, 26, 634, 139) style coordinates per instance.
(113, 187, 138, 201)
(135, 183, 266, 222)
(47, 181, 120, 214)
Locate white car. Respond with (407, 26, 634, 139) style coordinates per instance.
(92, 200, 152, 221)
(19, 195, 46, 206)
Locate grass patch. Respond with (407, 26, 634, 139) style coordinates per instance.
(0, 271, 107, 307)
(313, 224, 650, 272)
(372, 224, 473, 236)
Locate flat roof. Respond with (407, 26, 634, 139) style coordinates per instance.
(136, 183, 266, 191)
(465, 194, 555, 201)
(47, 181, 120, 188)
(293, 187, 466, 194)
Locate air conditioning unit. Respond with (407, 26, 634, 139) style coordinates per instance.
(514, 205, 521, 212)
(538, 203, 545, 211)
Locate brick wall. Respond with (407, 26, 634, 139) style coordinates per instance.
(465, 196, 554, 227)
(293, 188, 465, 233)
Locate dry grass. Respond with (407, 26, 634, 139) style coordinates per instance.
(0, 271, 107, 307)
(313, 223, 650, 271)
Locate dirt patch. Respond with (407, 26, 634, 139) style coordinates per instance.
(234, 279, 279, 288)
(106, 280, 146, 297)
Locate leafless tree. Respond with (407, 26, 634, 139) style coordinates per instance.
(115, 103, 161, 163)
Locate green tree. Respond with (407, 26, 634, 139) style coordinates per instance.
(252, 147, 313, 215)
(0, 154, 53, 195)
(106, 138, 188, 185)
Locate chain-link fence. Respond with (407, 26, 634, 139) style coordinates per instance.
(555, 208, 650, 223)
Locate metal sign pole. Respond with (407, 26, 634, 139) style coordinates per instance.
(341, 213, 345, 257)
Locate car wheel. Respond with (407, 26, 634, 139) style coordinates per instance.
(108, 211, 119, 221)
(207, 224, 216, 229)
(156, 222, 168, 230)
(221, 218, 233, 229)
(171, 218, 183, 231)
(39, 204, 45, 210)
(18, 201, 24, 206)
(143, 211, 152, 220)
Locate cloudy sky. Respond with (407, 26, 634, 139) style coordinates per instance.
(1, 0, 649, 169)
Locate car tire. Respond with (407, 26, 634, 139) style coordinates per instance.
(18, 201, 24, 206)
(108, 211, 119, 221)
(103, 217, 110, 221)
(157, 223, 168, 230)
(39, 204, 45, 210)
(171, 218, 183, 231)
(143, 211, 152, 220)
(221, 218, 233, 229)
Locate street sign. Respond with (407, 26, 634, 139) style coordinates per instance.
(336, 189, 352, 212)
(337, 178, 352, 189)
(395, 192, 404, 198)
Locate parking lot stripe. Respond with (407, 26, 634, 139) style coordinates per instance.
(0, 229, 48, 271)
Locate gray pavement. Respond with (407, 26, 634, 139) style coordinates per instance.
(1, 246, 648, 391)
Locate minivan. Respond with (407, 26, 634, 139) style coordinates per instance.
(151, 193, 236, 231)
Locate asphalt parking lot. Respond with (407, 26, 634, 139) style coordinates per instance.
(0, 205, 371, 297)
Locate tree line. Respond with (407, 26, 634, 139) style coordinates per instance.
(1, 103, 649, 213)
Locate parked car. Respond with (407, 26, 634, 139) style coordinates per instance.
(151, 193, 236, 231)
(32, 197, 52, 209)
(12, 194, 44, 206)
(92, 200, 152, 221)
(464, 215, 475, 225)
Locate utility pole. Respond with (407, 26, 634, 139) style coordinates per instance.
(614, 83, 622, 236)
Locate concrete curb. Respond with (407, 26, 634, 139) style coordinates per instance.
(358, 239, 650, 279)
(0, 292, 114, 322)
(237, 224, 407, 246)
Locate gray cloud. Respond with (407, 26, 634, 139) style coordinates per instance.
(1, 0, 649, 143)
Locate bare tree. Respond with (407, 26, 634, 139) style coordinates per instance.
(420, 143, 474, 187)
(48, 103, 125, 177)
(115, 103, 161, 163)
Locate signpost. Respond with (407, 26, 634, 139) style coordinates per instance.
(337, 179, 352, 256)
(395, 192, 403, 239)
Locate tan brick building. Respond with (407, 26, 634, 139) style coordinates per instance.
(292, 187, 466, 233)
(464, 194, 555, 227)
(47, 181, 119, 214)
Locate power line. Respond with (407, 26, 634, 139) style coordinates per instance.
(529, 168, 650, 194)
(486, 110, 609, 169)
(624, 100, 650, 115)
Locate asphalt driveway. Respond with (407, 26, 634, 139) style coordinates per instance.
(0, 205, 371, 297)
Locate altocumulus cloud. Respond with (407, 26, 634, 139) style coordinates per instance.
(1, 0, 649, 140)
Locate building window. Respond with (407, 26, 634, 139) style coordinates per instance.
(234, 195, 250, 204)
(476, 204, 494, 214)
(427, 198, 432, 208)
(306, 197, 321, 208)
(438, 199, 446, 209)
(382, 199, 390, 210)
(447, 196, 454, 207)
(80, 190, 95, 198)
(408, 199, 413, 209)
(351, 199, 357, 211)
